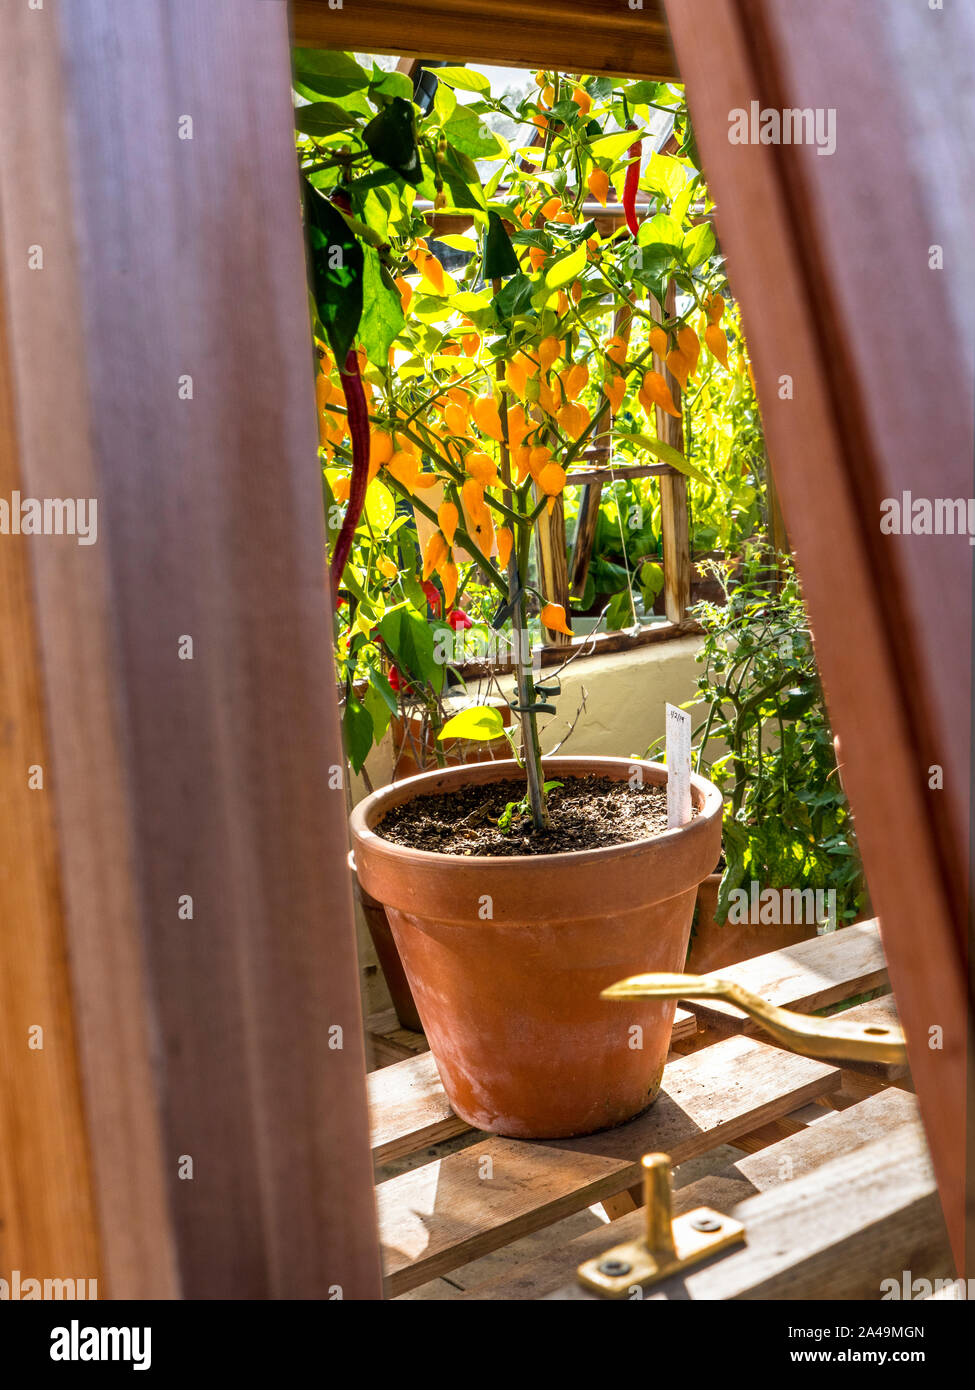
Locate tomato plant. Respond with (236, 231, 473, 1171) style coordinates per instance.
(655, 546, 867, 926)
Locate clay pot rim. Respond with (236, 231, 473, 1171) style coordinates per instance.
(349, 755, 723, 872)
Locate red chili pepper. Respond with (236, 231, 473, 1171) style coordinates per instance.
(328, 347, 369, 603)
(327, 187, 370, 605)
(622, 131, 642, 238)
(421, 579, 441, 615)
(447, 608, 473, 631)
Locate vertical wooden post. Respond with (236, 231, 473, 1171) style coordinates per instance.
(651, 285, 692, 623)
(0, 0, 382, 1298)
(534, 489, 572, 646)
(570, 479, 604, 599)
(569, 298, 635, 601)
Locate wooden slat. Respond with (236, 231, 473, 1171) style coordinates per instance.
(553, 1118, 950, 1300)
(568, 463, 671, 487)
(370, 1029, 430, 1069)
(472, 1087, 922, 1298)
(369, 1010, 697, 1162)
(292, 0, 677, 81)
(0, 0, 382, 1297)
(377, 1034, 839, 1294)
(680, 919, 889, 1033)
(369, 1054, 466, 1165)
(725, 1100, 831, 1156)
(671, 1008, 697, 1044)
(824, 994, 909, 1083)
(664, 0, 973, 1271)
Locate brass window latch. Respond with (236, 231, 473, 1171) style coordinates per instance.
(600, 971, 908, 1067)
(578, 972, 908, 1296)
(577, 1153, 745, 1297)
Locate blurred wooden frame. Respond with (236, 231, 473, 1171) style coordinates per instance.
(0, 0, 970, 1300)
(0, 0, 381, 1298)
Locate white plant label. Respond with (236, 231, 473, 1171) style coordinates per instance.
(666, 702, 692, 828)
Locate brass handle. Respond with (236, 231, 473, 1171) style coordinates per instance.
(601, 972, 907, 1066)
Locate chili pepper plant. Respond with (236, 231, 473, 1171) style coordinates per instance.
(298, 53, 740, 829)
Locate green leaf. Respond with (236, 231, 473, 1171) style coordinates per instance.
(439, 144, 488, 211)
(544, 241, 586, 290)
(589, 128, 641, 162)
(434, 66, 492, 93)
(436, 233, 479, 251)
(630, 242, 673, 301)
(305, 188, 363, 365)
(433, 81, 457, 123)
(343, 692, 374, 774)
(639, 212, 682, 251)
(615, 431, 706, 482)
(358, 247, 405, 366)
(450, 290, 492, 314)
(682, 221, 716, 268)
(362, 685, 391, 746)
(493, 272, 533, 323)
(444, 106, 501, 159)
(295, 101, 359, 137)
(642, 152, 686, 200)
(670, 177, 696, 227)
(484, 164, 507, 200)
(397, 533, 426, 612)
(293, 50, 370, 99)
(589, 555, 629, 594)
(363, 97, 421, 185)
(368, 665, 399, 715)
(482, 211, 520, 280)
(621, 80, 662, 106)
(606, 589, 639, 631)
(639, 560, 665, 606)
(573, 572, 596, 611)
(438, 705, 504, 741)
(351, 181, 392, 242)
(370, 65, 414, 101)
(378, 607, 443, 694)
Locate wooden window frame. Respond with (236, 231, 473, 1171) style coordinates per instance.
(1, 0, 970, 1294)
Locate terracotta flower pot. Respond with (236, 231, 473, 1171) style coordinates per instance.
(687, 872, 818, 974)
(350, 855, 423, 1033)
(349, 756, 722, 1139)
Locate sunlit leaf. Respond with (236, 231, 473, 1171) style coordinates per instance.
(434, 67, 492, 93)
(438, 705, 505, 741)
(589, 128, 642, 162)
(544, 242, 586, 290)
(615, 431, 706, 482)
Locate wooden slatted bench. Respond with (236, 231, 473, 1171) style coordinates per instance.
(368, 920, 950, 1299)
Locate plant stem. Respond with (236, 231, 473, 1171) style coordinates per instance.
(495, 280, 549, 831)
